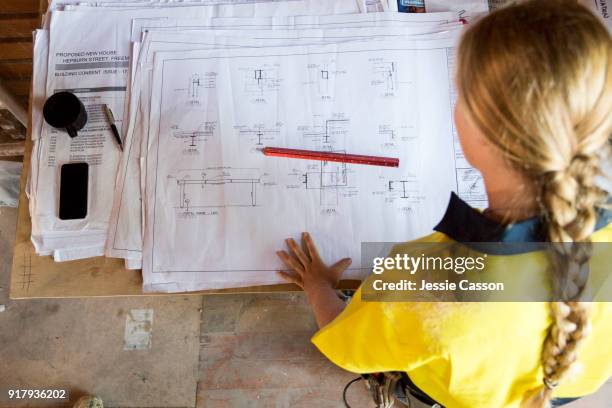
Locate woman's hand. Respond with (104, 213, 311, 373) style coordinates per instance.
(276, 232, 352, 328)
(276, 232, 352, 294)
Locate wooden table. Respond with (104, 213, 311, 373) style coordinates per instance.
(10, 94, 359, 299)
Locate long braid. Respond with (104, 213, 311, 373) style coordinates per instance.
(530, 149, 608, 406)
(523, 152, 605, 407)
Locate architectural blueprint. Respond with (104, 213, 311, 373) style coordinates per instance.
(142, 36, 462, 291)
(106, 18, 461, 262)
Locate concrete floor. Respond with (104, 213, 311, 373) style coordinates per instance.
(0, 206, 369, 408)
(0, 205, 609, 407)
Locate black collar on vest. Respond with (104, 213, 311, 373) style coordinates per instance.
(434, 192, 611, 244)
(434, 193, 544, 243)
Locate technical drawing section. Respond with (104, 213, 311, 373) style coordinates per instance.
(370, 175, 427, 213)
(373, 61, 397, 92)
(369, 58, 412, 97)
(239, 64, 282, 103)
(291, 115, 357, 207)
(378, 124, 397, 142)
(299, 115, 349, 147)
(286, 154, 358, 208)
(303, 159, 348, 206)
(387, 179, 420, 202)
(174, 168, 262, 211)
(456, 168, 487, 207)
(189, 73, 216, 98)
(172, 121, 216, 149)
(302, 61, 346, 100)
(377, 123, 417, 150)
(234, 122, 281, 148)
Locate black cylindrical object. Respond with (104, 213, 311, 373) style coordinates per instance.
(43, 91, 88, 138)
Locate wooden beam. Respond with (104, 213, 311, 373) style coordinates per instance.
(0, 80, 27, 125)
(0, 42, 32, 60)
(0, 141, 25, 156)
(0, 0, 40, 14)
(1, 78, 31, 97)
(0, 18, 39, 39)
(0, 60, 33, 79)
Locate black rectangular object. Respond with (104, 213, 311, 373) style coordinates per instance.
(59, 162, 89, 220)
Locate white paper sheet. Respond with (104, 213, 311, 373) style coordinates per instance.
(363, 0, 389, 13)
(142, 34, 461, 291)
(423, 0, 488, 21)
(28, 30, 49, 240)
(106, 15, 459, 262)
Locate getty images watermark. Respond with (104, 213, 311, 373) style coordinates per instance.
(371, 252, 502, 292)
(360, 242, 612, 302)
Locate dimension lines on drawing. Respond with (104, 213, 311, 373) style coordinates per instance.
(372, 61, 397, 93)
(177, 174, 260, 210)
(303, 62, 345, 99)
(388, 180, 418, 199)
(173, 128, 215, 147)
(302, 158, 350, 206)
(242, 67, 282, 95)
(189, 73, 216, 98)
(238, 125, 280, 146)
(456, 167, 487, 204)
(302, 119, 349, 144)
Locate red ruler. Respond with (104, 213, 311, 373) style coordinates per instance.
(261, 147, 399, 168)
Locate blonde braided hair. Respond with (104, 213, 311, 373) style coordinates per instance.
(456, 1, 612, 407)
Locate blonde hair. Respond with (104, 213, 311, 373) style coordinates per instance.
(456, 1, 612, 407)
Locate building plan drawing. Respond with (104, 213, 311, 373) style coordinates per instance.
(105, 20, 464, 263)
(141, 37, 461, 291)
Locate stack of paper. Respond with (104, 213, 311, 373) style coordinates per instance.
(28, 0, 490, 292)
(28, 0, 367, 261)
